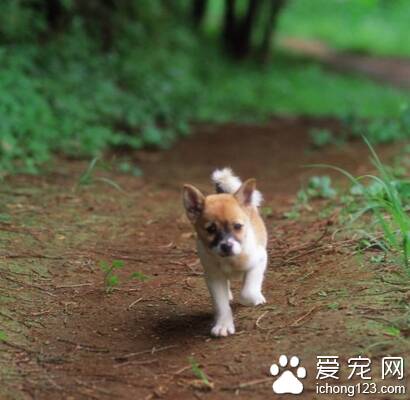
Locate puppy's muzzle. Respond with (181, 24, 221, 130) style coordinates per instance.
(220, 242, 233, 256)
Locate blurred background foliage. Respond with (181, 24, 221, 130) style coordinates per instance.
(279, 0, 410, 56)
(0, 0, 409, 176)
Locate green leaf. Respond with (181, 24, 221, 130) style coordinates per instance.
(117, 161, 143, 177)
(112, 260, 125, 269)
(384, 326, 400, 337)
(78, 157, 99, 186)
(189, 357, 210, 386)
(129, 271, 149, 282)
(327, 302, 339, 310)
(0, 213, 11, 222)
(106, 275, 119, 287)
(261, 207, 273, 217)
(0, 331, 7, 342)
(99, 260, 110, 272)
(283, 209, 300, 220)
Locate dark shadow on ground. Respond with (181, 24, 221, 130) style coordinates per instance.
(151, 311, 212, 341)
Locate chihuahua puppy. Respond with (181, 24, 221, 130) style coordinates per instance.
(183, 168, 267, 337)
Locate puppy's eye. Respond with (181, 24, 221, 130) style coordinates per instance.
(206, 223, 217, 234)
(233, 223, 243, 231)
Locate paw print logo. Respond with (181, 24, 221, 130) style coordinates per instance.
(270, 355, 306, 394)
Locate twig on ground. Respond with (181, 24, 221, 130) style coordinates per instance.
(30, 308, 53, 317)
(113, 358, 158, 368)
(0, 273, 56, 297)
(127, 297, 144, 310)
(55, 283, 93, 289)
(290, 306, 318, 327)
(0, 339, 35, 354)
(255, 310, 270, 330)
(57, 338, 110, 353)
(355, 288, 409, 297)
(114, 344, 178, 361)
(222, 377, 271, 391)
(174, 365, 191, 375)
(282, 228, 329, 257)
(0, 225, 42, 242)
(380, 276, 410, 287)
(75, 379, 113, 396)
(0, 253, 63, 260)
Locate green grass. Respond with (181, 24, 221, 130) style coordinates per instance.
(77, 157, 126, 192)
(278, 0, 410, 57)
(195, 51, 409, 122)
(311, 138, 410, 277)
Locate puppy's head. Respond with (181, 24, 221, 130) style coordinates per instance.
(183, 179, 256, 257)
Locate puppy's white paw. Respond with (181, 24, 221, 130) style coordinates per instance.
(239, 291, 266, 307)
(211, 318, 235, 337)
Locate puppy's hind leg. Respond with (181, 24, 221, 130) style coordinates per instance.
(205, 273, 235, 337)
(239, 250, 267, 306)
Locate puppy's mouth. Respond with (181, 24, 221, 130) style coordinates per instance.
(211, 246, 234, 257)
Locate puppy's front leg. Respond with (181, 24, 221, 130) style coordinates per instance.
(205, 273, 235, 337)
(228, 280, 233, 301)
(240, 250, 267, 306)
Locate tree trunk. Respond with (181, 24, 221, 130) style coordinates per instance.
(223, 0, 262, 59)
(100, 0, 117, 51)
(235, 0, 261, 58)
(45, 0, 63, 31)
(192, 0, 208, 28)
(259, 0, 287, 61)
(223, 0, 237, 53)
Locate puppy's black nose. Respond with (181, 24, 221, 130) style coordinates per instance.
(220, 242, 233, 255)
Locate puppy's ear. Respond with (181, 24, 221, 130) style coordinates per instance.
(235, 178, 256, 207)
(183, 184, 205, 223)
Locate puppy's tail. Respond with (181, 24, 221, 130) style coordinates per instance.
(212, 168, 241, 194)
(211, 167, 263, 207)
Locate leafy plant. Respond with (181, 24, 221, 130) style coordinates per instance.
(0, 5, 198, 177)
(283, 209, 301, 220)
(299, 175, 337, 202)
(99, 260, 149, 293)
(1, 1, 409, 177)
(309, 128, 341, 148)
(117, 160, 143, 177)
(284, 175, 337, 219)
(188, 357, 213, 390)
(344, 104, 410, 144)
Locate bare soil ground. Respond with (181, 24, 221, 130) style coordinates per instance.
(1, 117, 409, 400)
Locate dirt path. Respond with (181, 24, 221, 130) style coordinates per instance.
(1, 117, 409, 399)
(281, 37, 410, 89)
